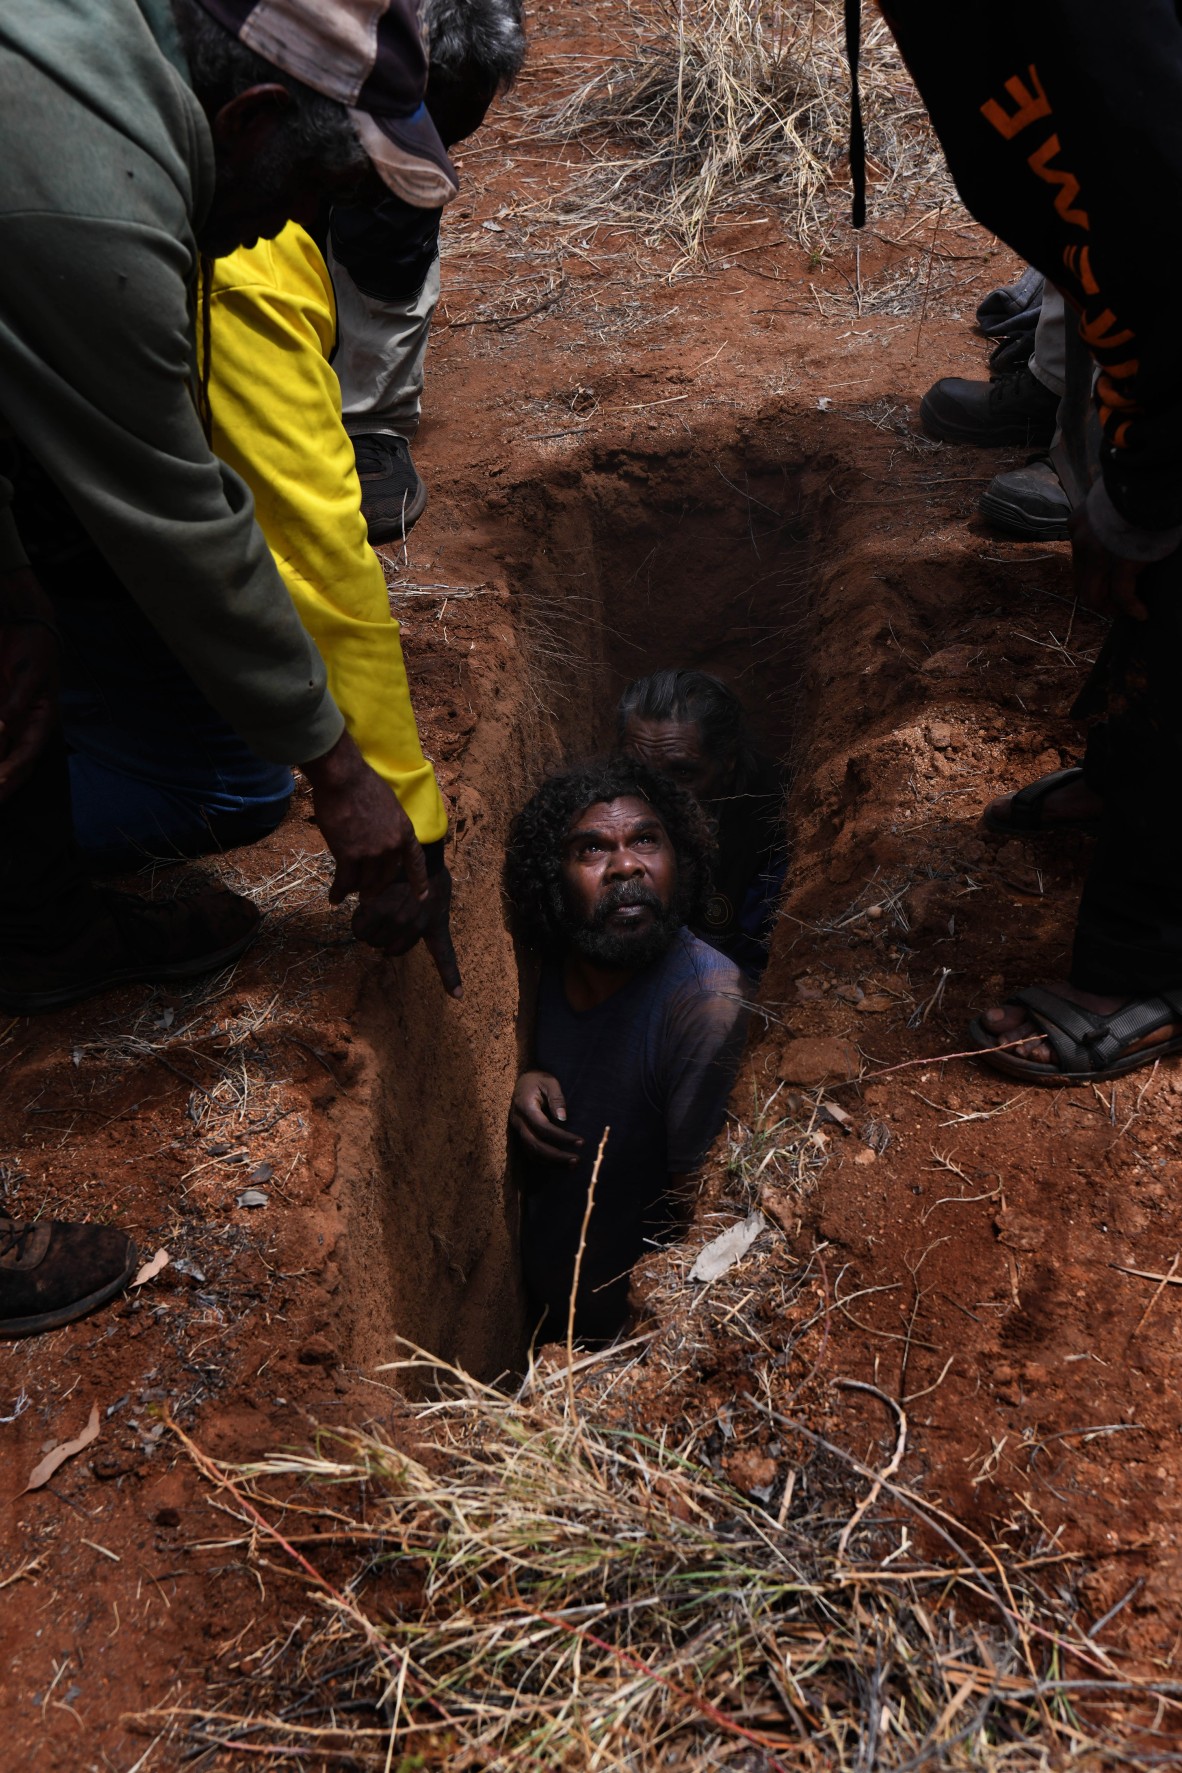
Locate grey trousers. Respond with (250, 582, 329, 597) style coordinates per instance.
(1028, 282, 1066, 399)
(329, 244, 441, 442)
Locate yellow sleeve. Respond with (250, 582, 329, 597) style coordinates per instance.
(202, 226, 447, 846)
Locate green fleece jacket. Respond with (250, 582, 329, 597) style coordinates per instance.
(0, 0, 344, 764)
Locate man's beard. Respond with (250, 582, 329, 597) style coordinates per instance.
(566, 881, 681, 970)
(195, 142, 302, 258)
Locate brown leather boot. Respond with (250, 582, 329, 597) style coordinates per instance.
(0, 1215, 137, 1336)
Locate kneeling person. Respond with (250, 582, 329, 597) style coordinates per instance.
(505, 760, 749, 1342)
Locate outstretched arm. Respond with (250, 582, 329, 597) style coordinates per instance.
(204, 228, 460, 992)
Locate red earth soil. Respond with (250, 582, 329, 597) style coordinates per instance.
(3, 9, 1181, 1767)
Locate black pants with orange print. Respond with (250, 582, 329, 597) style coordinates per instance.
(1071, 558, 1182, 994)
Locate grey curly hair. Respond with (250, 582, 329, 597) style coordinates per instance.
(422, 0, 526, 145)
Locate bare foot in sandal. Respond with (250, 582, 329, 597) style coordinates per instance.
(972, 982, 1182, 1082)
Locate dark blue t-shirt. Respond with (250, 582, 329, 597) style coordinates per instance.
(519, 928, 748, 1340)
(696, 754, 788, 977)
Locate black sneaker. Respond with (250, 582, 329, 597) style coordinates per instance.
(0, 885, 261, 1015)
(979, 456, 1070, 541)
(352, 433, 428, 542)
(1, 1214, 136, 1337)
(919, 364, 1059, 447)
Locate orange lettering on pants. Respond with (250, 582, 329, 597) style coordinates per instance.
(1073, 245, 1100, 296)
(1096, 370, 1139, 412)
(980, 68, 1052, 139)
(1080, 308, 1135, 351)
(1098, 406, 1132, 448)
(1027, 135, 1090, 228)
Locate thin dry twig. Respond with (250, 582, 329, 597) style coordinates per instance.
(567, 1125, 610, 1407)
(1116, 1250, 1182, 1344)
(1110, 1261, 1182, 1288)
(833, 1378, 907, 1559)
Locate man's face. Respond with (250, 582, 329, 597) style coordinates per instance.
(198, 86, 369, 257)
(620, 716, 733, 806)
(560, 796, 680, 969)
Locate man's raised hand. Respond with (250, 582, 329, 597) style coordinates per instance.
(510, 1070, 583, 1164)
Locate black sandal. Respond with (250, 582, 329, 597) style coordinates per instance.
(969, 984, 1182, 1084)
(982, 767, 1102, 837)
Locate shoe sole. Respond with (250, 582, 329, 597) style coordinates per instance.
(365, 477, 429, 544)
(979, 490, 1070, 541)
(0, 923, 260, 1016)
(918, 397, 1055, 449)
(1, 1242, 138, 1337)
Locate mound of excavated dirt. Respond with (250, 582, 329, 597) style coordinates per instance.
(3, 7, 1181, 1764)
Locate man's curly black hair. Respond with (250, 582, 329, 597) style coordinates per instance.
(504, 756, 717, 951)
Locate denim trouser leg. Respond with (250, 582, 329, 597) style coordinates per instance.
(0, 581, 293, 950)
(52, 575, 293, 875)
(1028, 282, 1066, 399)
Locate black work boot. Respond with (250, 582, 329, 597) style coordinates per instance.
(352, 433, 428, 543)
(0, 886, 261, 1014)
(919, 364, 1059, 447)
(1, 1214, 137, 1336)
(979, 456, 1071, 541)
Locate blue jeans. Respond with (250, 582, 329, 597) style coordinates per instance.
(55, 578, 293, 875)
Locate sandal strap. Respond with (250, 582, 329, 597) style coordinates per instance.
(1010, 985, 1182, 1073)
(1008, 985, 1104, 1071)
(1005, 768, 1084, 832)
(1088, 990, 1182, 1068)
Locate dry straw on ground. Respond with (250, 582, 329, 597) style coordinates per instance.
(152, 1095, 1179, 1769)
(540, 0, 955, 256)
(157, 1361, 1180, 1768)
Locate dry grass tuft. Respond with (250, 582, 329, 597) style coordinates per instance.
(542, 0, 955, 257)
(153, 1096, 1180, 1770)
(156, 1369, 1181, 1767)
